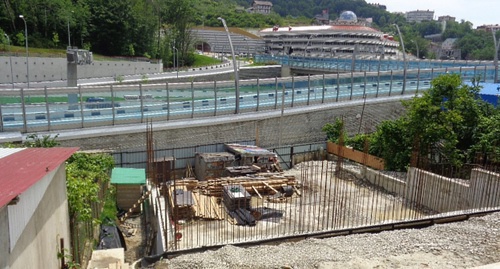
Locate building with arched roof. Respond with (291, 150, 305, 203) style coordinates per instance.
(259, 11, 400, 59)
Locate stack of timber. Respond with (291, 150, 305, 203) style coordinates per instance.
(167, 185, 195, 220)
(199, 173, 296, 197)
(167, 179, 224, 220)
(191, 192, 224, 220)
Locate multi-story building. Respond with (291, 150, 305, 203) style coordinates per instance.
(477, 24, 500, 32)
(259, 11, 400, 59)
(248, 0, 273, 15)
(438, 15, 456, 22)
(405, 10, 434, 23)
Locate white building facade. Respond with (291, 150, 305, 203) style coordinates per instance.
(259, 11, 400, 59)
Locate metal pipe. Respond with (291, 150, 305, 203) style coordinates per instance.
(172, 46, 179, 78)
(19, 15, 29, 89)
(218, 17, 240, 114)
(393, 23, 407, 94)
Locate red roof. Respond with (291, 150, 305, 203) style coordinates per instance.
(261, 24, 379, 33)
(0, 147, 79, 208)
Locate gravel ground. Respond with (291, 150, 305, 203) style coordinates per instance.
(155, 211, 500, 269)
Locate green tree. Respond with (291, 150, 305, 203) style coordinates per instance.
(369, 118, 412, 171)
(161, 0, 197, 66)
(66, 152, 114, 222)
(370, 74, 493, 170)
(322, 117, 346, 144)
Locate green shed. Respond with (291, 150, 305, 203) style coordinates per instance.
(111, 168, 146, 213)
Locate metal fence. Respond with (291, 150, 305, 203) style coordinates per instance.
(113, 140, 327, 171)
(0, 65, 495, 133)
(153, 160, 499, 255)
(110, 140, 500, 256)
(256, 54, 495, 73)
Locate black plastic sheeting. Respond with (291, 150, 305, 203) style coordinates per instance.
(97, 224, 127, 251)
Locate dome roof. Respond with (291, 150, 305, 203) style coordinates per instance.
(339, 11, 358, 22)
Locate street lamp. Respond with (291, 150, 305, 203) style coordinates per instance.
(492, 30, 500, 83)
(67, 11, 74, 48)
(304, 34, 317, 57)
(393, 23, 406, 94)
(172, 46, 179, 78)
(19, 15, 29, 88)
(218, 16, 240, 114)
(4, 34, 14, 88)
(243, 37, 249, 61)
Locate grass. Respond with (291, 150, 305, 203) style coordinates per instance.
(191, 54, 222, 67)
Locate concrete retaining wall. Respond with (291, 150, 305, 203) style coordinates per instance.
(361, 167, 500, 213)
(469, 169, 500, 208)
(53, 97, 406, 151)
(363, 168, 406, 196)
(239, 65, 282, 79)
(0, 56, 162, 84)
(407, 167, 470, 212)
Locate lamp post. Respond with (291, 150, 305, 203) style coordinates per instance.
(393, 23, 406, 94)
(304, 34, 316, 57)
(19, 15, 29, 89)
(492, 30, 500, 83)
(243, 37, 249, 61)
(67, 11, 73, 48)
(172, 46, 179, 78)
(218, 16, 240, 114)
(4, 34, 14, 88)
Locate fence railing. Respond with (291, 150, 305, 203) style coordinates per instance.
(0, 65, 494, 133)
(109, 141, 500, 256)
(153, 160, 499, 254)
(70, 178, 108, 266)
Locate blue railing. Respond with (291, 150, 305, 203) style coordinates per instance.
(0, 66, 494, 133)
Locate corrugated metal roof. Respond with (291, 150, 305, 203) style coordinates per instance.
(0, 148, 25, 159)
(0, 147, 79, 208)
(261, 25, 379, 33)
(225, 144, 276, 157)
(111, 167, 146, 185)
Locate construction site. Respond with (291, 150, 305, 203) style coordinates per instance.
(85, 117, 500, 269)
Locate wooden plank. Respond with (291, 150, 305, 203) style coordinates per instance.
(251, 185, 263, 199)
(293, 185, 302, 196)
(262, 181, 279, 194)
(210, 196, 222, 219)
(192, 192, 200, 217)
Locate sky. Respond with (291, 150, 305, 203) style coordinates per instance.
(371, 0, 499, 27)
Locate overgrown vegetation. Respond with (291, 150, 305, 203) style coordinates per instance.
(324, 73, 500, 171)
(0, 133, 60, 148)
(100, 185, 118, 225)
(66, 152, 115, 223)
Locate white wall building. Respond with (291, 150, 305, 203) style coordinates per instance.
(0, 147, 78, 269)
(405, 10, 434, 23)
(259, 11, 400, 59)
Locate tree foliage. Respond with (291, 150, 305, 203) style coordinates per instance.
(66, 152, 114, 222)
(0, 0, 496, 62)
(324, 74, 500, 171)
